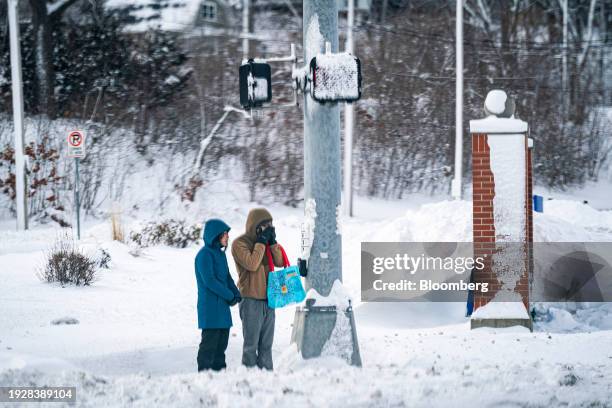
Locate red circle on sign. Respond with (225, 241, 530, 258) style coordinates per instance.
(68, 131, 83, 147)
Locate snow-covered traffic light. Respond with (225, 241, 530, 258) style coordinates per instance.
(310, 52, 362, 103)
(239, 60, 272, 109)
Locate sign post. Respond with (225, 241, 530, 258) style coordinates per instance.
(67, 130, 86, 240)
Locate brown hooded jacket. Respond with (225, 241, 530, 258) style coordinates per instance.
(231, 208, 285, 299)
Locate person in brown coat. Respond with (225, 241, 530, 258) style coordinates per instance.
(231, 208, 285, 370)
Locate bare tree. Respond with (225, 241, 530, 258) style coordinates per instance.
(28, 0, 81, 118)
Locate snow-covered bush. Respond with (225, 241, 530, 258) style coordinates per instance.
(129, 219, 202, 249)
(39, 234, 97, 286)
(96, 248, 112, 270)
(0, 136, 67, 226)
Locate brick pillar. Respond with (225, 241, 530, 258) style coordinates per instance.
(471, 131, 532, 313)
(469, 91, 532, 324)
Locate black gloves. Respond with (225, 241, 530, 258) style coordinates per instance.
(268, 226, 277, 245)
(298, 258, 308, 277)
(229, 295, 242, 306)
(256, 229, 268, 244)
(256, 227, 274, 245)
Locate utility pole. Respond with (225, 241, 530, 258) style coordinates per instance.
(242, 0, 258, 201)
(303, 0, 342, 297)
(343, 0, 355, 216)
(452, 0, 463, 200)
(291, 0, 361, 366)
(8, 0, 28, 230)
(242, 0, 250, 59)
(602, 0, 608, 104)
(562, 0, 568, 109)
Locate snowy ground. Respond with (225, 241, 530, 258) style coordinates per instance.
(1, 189, 612, 407)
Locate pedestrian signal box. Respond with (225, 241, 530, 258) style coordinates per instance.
(239, 60, 272, 109)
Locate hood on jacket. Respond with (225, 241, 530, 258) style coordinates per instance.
(245, 208, 273, 240)
(203, 219, 231, 248)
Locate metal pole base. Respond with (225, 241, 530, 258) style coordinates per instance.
(290, 300, 362, 367)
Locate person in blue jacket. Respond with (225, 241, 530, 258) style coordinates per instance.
(195, 218, 242, 371)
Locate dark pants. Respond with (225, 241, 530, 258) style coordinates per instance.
(197, 328, 230, 372)
(239, 298, 275, 370)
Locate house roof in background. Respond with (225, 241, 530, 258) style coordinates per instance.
(105, 0, 241, 33)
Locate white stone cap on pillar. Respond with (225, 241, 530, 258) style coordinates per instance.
(471, 90, 528, 134)
(470, 116, 528, 134)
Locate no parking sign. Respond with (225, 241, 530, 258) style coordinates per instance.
(67, 130, 86, 158)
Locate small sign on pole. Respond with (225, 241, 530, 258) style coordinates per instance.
(67, 130, 86, 158)
(67, 130, 85, 240)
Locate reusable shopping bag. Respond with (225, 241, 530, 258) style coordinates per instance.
(266, 245, 306, 308)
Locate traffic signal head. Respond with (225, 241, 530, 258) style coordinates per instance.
(239, 60, 272, 109)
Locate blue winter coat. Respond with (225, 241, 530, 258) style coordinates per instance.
(195, 219, 240, 329)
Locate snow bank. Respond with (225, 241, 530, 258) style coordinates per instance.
(543, 200, 612, 232)
(373, 200, 473, 242)
(471, 301, 529, 319)
(408, 200, 473, 242)
(276, 343, 349, 371)
(2, 339, 612, 407)
(534, 303, 612, 332)
(0, 352, 76, 373)
(533, 211, 595, 242)
(533, 198, 612, 241)
(356, 302, 468, 329)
